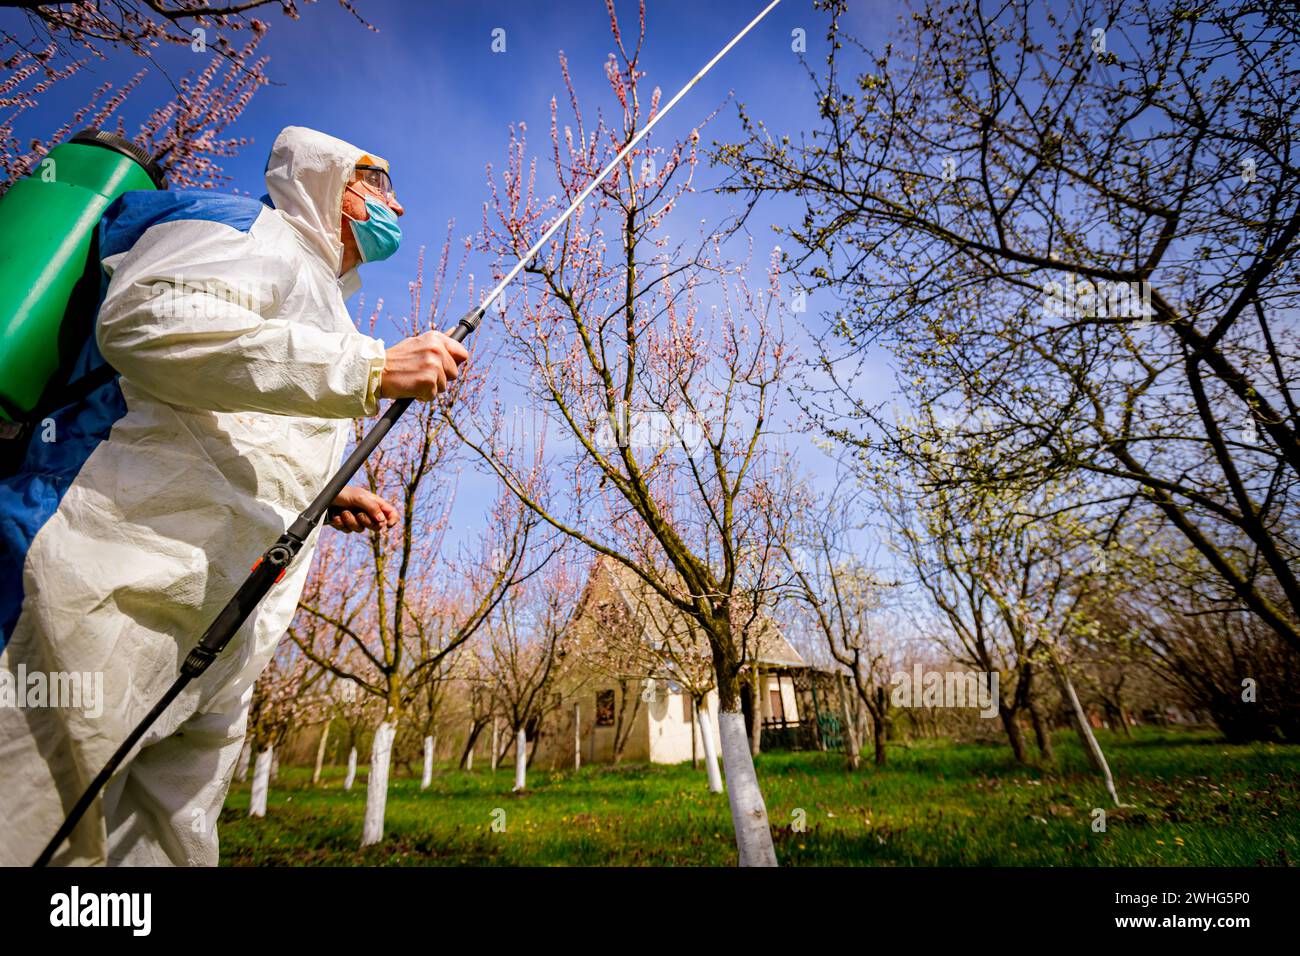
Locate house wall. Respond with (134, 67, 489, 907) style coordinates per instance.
(759, 672, 801, 725)
(533, 682, 725, 767)
(646, 686, 721, 765)
(588, 683, 651, 763)
(529, 683, 650, 766)
(531, 669, 807, 769)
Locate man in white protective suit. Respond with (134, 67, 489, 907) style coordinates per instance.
(0, 126, 468, 865)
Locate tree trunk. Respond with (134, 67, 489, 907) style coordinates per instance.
(512, 727, 527, 792)
(1054, 662, 1124, 807)
(344, 746, 357, 790)
(748, 670, 762, 757)
(421, 734, 434, 790)
(236, 739, 252, 782)
(249, 745, 272, 817)
(1028, 697, 1055, 765)
(312, 721, 331, 787)
(490, 717, 500, 771)
(837, 675, 861, 771)
(573, 703, 581, 771)
(612, 681, 633, 764)
(527, 728, 542, 769)
(361, 721, 396, 847)
(462, 720, 477, 771)
(717, 711, 777, 866)
(864, 686, 890, 766)
(270, 751, 280, 782)
(998, 703, 1031, 764)
(861, 694, 876, 763)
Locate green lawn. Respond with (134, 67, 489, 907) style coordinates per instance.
(218, 728, 1300, 866)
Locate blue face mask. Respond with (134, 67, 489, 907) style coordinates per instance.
(344, 184, 401, 263)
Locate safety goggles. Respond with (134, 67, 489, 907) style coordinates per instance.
(353, 164, 397, 202)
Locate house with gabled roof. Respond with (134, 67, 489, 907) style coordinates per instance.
(536, 558, 809, 766)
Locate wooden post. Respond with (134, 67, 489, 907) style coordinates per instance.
(573, 703, 581, 771)
(490, 716, 499, 771)
(697, 695, 724, 793)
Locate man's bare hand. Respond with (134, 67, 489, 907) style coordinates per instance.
(328, 486, 399, 533)
(378, 330, 470, 401)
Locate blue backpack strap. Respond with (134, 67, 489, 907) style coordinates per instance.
(0, 190, 270, 648)
(98, 189, 267, 258)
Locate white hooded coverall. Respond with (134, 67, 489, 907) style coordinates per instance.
(0, 126, 388, 865)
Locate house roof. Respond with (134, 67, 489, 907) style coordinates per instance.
(583, 557, 806, 669)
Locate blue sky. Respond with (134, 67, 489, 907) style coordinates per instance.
(5, 0, 901, 548)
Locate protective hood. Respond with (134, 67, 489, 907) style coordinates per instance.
(263, 126, 368, 277)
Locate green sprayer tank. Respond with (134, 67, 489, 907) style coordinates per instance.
(0, 129, 165, 423)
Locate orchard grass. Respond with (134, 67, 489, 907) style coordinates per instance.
(218, 728, 1299, 866)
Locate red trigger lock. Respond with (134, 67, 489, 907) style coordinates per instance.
(251, 558, 287, 583)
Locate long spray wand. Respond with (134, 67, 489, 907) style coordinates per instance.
(34, 0, 783, 866)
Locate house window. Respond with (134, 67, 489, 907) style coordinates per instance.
(769, 688, 785, 722)
(595, 689, 616, 727)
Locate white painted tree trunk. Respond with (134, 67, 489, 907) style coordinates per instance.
(490, 717, 499, 771)
(512, 727, 527, 792)
(717, 711, 777, 866)
(344, 746, 357, 791)
(235, 739, 252, 782)
(312, 721, 331, 786)
(696, 697, 723, 793)
(249, 745, 272, 818)
(466, 720, 475, 771)
(573, 703, 581, 771)
(361, 721, 396, 847)
(421, 735, 434, 790)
